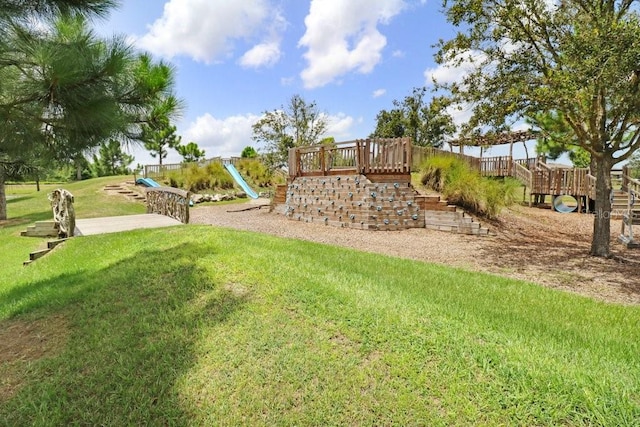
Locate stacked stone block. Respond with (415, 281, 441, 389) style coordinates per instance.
(284, 175, 425, 230)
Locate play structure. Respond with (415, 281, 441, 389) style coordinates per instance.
(278, 136, 640, 243)
(223, 163, 259, 199)
(283, 138, 430, 231)
(135, 177, 161, 187)
(141, 160, 261, 200)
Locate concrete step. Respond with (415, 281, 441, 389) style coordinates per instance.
(21, 221, 59, 237)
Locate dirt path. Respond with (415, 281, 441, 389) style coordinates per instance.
(191, 201, 640, 305)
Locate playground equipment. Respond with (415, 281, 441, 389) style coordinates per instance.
(136, 177, 161, 187)
(224, 163, 259, 199)
(619, 184, 640, 248)
(553, 195, 578, 213)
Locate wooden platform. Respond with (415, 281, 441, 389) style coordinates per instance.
(74, 214, 183, 236)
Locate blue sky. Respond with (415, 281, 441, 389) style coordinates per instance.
(96, 0, 525, 165)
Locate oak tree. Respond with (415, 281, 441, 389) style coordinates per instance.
(435, 0, 640, 256)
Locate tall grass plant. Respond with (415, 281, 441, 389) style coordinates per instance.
(421, 155, 519, 218)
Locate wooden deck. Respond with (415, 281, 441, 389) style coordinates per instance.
(74, 214, 184, 236)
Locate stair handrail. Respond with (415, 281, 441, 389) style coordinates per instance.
(512, 161, 532, 187)
(621, 165, 640, 194)
(534, 161, 552, 195)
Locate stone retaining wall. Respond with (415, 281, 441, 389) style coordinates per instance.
(284, 175, 425, 230)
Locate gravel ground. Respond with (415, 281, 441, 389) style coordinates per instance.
(190, 199, 640, 305)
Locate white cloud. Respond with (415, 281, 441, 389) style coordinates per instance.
(391, 50, 405, 58)
(137, 0, 281, 65)
(372, 88, 386, 98)
(239, 11, 286, 68)
(299, 0, 406, 88)
(424, 50, 487, 87)
(182, 113, 261, 158)
(446, 103, 473, 129)
(239, 41, 282, 68)
(325, 113, 357, 139)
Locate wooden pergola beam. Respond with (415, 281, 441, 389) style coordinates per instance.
(448, 130, 537, 147)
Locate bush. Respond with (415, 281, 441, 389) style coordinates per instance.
(420, 155, 519, 218)
(420, 155, 462, 192)
(482, 177, 520, 218)
(167, 162, 234, 193)
(236, 158, 273, 187)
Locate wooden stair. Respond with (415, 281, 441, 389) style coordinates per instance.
(273, 184, 287, 204)
(415, 194, 457, 212)
(419, 194, 490, 236)
(23, 239, 68, 266)
(611, 189, 629, 219)
(105, 182, 147, 202)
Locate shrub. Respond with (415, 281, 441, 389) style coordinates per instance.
(236, 158, 273, 187)
(482, 177, 520, 218)
(167, 162, 234, 193)
(420, 155, 519, 218)
(205, 162, 234, 190)
(420, 155, 461, 192)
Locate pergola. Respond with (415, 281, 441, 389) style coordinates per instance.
(448, 130, 537, 158)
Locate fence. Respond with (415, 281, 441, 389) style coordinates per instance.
(144, 157, 242, 178)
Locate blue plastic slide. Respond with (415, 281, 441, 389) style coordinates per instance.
(224, 163, 259, 199)
(135, 177, 161, 188)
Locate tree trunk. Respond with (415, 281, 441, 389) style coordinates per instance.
(0, 168, 6, 221)
(590, 158, 613, 257)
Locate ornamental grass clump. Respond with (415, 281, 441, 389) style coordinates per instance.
(420, 155, 519, 218)
(236, 158, 273, 187)
(168, 162, 234, 192)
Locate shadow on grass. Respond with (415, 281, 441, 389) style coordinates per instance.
(0, 210, 52, 230)
(0, 241, 246, 425)
(6, 196, 33, 204)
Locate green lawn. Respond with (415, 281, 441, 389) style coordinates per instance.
(1, 179, 639, 426)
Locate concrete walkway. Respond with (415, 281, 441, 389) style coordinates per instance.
(74, 214, 183, 236)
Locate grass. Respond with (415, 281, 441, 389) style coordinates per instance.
(1, 179, 639, 425)
(1, 176, 145, 269)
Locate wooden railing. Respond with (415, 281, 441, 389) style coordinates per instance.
(531, 162, 591, 196)
(481, 156, 513, 177)
(289, 138, 412, 178)
(144, 157, 242, 178)
(512, 161, 532, 188)
(146, 187, 190, 224)
(48, 188, 76, 237)
(622, 166, 640, 196)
